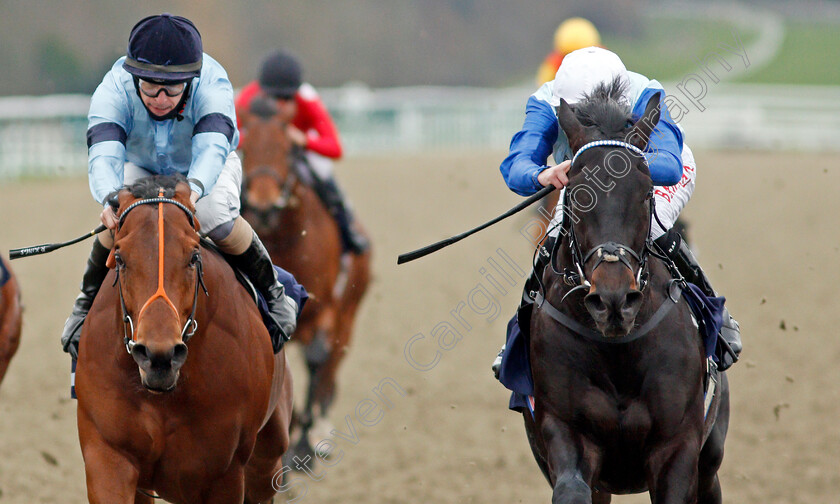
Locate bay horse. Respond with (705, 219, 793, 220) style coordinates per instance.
(75, 176, 293, 503)
(524, 84, 729, 503)
(236, 96, 371, 455)
(0, 254, 23, 389)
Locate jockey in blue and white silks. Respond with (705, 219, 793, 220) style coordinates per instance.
(501, 47, 694, 239)
(87, 53, 239, 211)
(492, 47, 741, 384)
(61, 14, 297, 366)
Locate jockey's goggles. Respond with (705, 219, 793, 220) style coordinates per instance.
(138, 79, 187, 98)
(268, 90, 296, 102)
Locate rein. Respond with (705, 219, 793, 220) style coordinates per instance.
(537, 139, 678, 343)
(115, 192, 207, 354)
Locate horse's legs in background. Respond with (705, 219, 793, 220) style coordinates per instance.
(540, 416, 594, 504)
(697, 373, 729, 504)
(298, 302, 339, 442)
(79, 411, 141, 503)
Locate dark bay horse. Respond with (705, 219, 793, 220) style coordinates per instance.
(76, 177, 293, 503)
(524, 85, 729, 503)
(0, 254, 22, 389)
(236, 96, 371, 455)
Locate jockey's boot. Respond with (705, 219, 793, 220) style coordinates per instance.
(61, 238, 111, 360)
(312, 176, 369, 254)
(491, 346, 505, 379)
(654, 228, 742, 370)
(228, 232, 297, 352)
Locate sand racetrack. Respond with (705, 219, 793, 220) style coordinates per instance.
(0, 150, 838, 503)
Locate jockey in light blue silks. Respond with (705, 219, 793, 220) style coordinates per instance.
(61, 14, 297, 360)
(493, 47, 741, 380)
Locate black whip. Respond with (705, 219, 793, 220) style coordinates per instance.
(9, 225, 107, 260)
(397, 185, 555, 264)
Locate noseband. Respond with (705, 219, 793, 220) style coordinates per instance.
(114, 192, 208, 354)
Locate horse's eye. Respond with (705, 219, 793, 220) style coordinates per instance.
(189, 251, 200, 267)
(114, 252, 125, 268)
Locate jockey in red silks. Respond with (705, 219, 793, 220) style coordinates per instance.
(235, 50, 369, 254)
(493, 47, 741, 381)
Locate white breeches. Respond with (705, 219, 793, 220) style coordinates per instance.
(124, 152, 243, 236)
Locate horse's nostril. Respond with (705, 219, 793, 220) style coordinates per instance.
(130, 343, 150, 365)
(172, 343, 188, 366)
(624, 290, 643, 310)
(584, 293, 607, 314)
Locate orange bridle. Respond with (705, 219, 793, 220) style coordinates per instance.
(136, 194, 180, 323)
(114, 191, 206, 353)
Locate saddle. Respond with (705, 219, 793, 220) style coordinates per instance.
(199, 238, 308, 321)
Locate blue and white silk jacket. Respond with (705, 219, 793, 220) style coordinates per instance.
(500, 71, 684, 196)
(86, 54, 239, 204)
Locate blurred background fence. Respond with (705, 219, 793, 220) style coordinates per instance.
(0, 82, 837, 180)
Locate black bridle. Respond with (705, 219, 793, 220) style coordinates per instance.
(536, 140, 682, 343)
(113, 195, 208, 354)
(552, 141, 655, 300)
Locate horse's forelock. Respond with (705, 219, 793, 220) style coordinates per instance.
(574, 77, 632, 141)
(125, 174, 187, 199)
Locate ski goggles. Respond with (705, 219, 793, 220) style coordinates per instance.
(138, 79, 187, 98)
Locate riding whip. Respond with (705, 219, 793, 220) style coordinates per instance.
(9, 225, 107, 260)
(397, 185, 555, 264)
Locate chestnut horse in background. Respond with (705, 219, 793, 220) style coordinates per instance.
(0, 255, 23, 389)
(237, 96, 371, 456)
(76, 176, 292, 504)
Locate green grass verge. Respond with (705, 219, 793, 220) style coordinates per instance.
(735, 22, 840, 85)
(602, 17, 757, 82)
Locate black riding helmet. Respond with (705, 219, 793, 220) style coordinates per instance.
(123, 14, 203, 81)
(259, 50, 302, 98)
(123, 14, 202, 121)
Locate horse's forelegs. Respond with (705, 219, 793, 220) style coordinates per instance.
(591, 489, 611, 504)
(79, 427, 141, 502)
(541, 417, 594, 504)
(203, 466, 246, 504)
(698, 373, 729, 504)
(647, 438, 701, 504)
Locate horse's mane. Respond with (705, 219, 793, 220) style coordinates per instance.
(123, 174, 187, 199)
(573, 77, 632, 141)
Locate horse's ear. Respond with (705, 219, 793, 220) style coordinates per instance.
(174, 181, 194, 209)
(115, 188, 135, 214)
(627, 91, 661, 150)
(555, 98, 586, 151)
